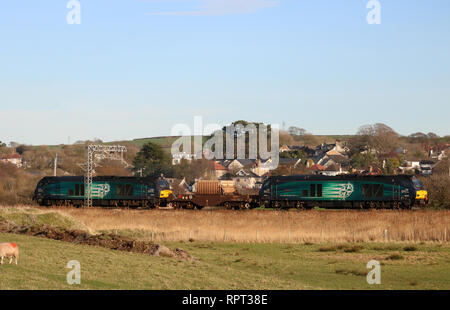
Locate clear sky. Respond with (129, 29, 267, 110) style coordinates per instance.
(0, 0, 449, 145)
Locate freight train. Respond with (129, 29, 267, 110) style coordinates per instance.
(33, 174, 428, 209)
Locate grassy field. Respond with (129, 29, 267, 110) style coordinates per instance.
(56, 208, 450, 243)
(1, 232, 449, 289)
(1, 206, 449, 289)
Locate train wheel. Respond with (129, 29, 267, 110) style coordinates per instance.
(295, 202, 305, 210)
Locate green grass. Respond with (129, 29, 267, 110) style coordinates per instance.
(0, 208, 86, 231)
(1, 232, 449, 290)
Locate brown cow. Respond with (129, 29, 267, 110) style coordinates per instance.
(0, 242, 19, 265)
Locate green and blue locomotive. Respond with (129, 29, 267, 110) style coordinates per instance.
(33, 176, 165, 207)
(259, 175, 427, 209)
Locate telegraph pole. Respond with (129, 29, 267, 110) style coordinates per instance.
(54, 154, 58, 176)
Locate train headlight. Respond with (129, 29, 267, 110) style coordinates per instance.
(416, 190, 428, 201)
(159, 190, 173, 199)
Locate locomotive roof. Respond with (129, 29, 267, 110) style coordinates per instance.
(266, 174, 413, 182)
(38, 176, 156, 183)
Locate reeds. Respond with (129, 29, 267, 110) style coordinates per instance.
(50, 208, 450, 244)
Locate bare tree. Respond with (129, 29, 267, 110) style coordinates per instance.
(288, 126, 306, 136)
(354, 123, 399, 154)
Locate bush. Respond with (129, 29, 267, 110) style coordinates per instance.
(421, 174, 450, 209)
(386, 254, 404, 260)
(0, 162, 41, 205)
(403, 246, 417, 252)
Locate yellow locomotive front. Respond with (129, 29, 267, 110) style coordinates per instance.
(156, 177, 173, 206)
(413, 178, 429, 205)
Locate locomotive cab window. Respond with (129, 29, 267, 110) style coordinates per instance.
(317, 184, 323, 197)
(310, 184, 316, 197)
(117, 184, 133, 196)
(309, 184, 322, 197)
(75, 184, 84, 196)
(363, 184, 384, 198)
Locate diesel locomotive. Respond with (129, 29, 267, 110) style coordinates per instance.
(259, 174, 428, 209)
(33, 176, 172, 207)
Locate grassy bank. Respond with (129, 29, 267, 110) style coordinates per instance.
(1, 206, 449, 290)
(1, 232, 449, 289)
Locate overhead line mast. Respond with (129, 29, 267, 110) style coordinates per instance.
(84, 145, 127, 207)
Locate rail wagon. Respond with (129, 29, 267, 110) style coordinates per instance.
(259, 175, 427, 209)
(34, 176, 158, 207)
(169, 180, 258, 209)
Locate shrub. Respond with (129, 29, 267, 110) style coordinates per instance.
(403, 246, 417, 252)
(421, 172, 450, 209)
(386, 254, 404, 260)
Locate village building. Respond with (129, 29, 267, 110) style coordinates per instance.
(212, 161, 228, 179)
(233, 169, 263, 190)
(0, 153, 24, 168)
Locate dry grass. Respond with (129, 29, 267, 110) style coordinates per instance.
(24, 207, 448, 244)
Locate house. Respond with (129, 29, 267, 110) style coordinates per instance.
(279, 145, 292, 153)
(361, 165, 382, 176)
(429, 150, 447, 161)
(419, 160, 435, 176)
(213, 161, 228, 179)
(172, 152, 193, 165)
(164, 178, 193, 194)
(312, 153, 349, 169)
(398, 161, 420, 173)
(0, 153, 23, 168)
(315, 142, 349, 156)
(308, 164, 326, 174)
(320, 163, 346, 176)
(224, 159, 256, 171)
(233, 169, 262, 189)
(280, 145, 316, 157)
(251, 159, 272, 177)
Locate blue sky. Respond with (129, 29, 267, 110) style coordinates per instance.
(0, 0, 449, 145)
